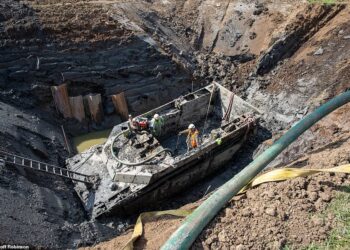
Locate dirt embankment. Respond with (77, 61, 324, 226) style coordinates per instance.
(194, 134, 350, 249)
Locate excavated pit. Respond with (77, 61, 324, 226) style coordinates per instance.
(0, 2, 197, 248)
(1, 1, 350, 249)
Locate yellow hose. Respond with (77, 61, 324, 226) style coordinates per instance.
(125, 164, 350, 250)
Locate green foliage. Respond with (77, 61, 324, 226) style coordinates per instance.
(307, 0, 345, 4)
(304, 186, 350, 249)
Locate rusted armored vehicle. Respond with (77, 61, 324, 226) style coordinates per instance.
(67, 83, 261, 218)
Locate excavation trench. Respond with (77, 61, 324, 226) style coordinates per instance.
(0, 29, 197, 248)
(0, 47, 263, 248)
(0, 1, 349, 249)
(0, 77, 200, 248)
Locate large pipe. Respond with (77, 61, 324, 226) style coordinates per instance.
(161, 90, 350, 250)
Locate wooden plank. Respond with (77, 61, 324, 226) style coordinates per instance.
(111, 92, 129, 121)
(51, 84, 72, 118)
(85, 94, 104, 124)
(69, 95, 85, 122)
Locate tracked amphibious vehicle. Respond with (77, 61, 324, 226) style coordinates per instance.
(67, 83, 261, 218)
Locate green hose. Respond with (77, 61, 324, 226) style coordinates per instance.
(161, 90, 350, 250)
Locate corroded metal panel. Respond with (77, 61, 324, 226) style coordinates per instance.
(51, 84, 72, 118)
(112, 92, 129, 121)
(85, 93, 104, 123)
(69, 95, 85, 122)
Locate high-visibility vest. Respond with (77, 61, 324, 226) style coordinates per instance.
(151, 117, 164, 135)
(188, 129, 199, 148)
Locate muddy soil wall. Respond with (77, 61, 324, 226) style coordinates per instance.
(0, 1, 193, 248)
(0, 0, 193, 130)
(0, 39, 191, 114)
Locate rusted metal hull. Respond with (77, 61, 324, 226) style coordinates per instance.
(67, 82, 261, 219)
(100, 124, 251, 217)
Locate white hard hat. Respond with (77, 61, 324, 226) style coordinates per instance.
(188, 124, 195, 129)
(154, 114, 160, 119)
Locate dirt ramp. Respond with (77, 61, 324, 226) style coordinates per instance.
(81, 203, 199, 250)
(194, 133, 350, 249)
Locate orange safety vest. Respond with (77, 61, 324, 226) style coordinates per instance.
(188, 129, 199, 148)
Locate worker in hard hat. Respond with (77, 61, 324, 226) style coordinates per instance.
(178, 124, 200, 151)
(150, 113, 164, 137)
(186, 124, 199, 150)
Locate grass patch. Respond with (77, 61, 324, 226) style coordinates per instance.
(307, 0, 348, 4)
(283, 187, 350, 250)
(304, 186, 350, 250)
